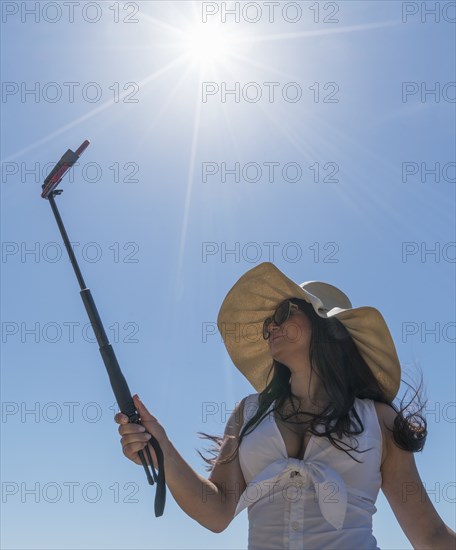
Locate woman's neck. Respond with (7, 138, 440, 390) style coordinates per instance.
(288, 374, 329, 411)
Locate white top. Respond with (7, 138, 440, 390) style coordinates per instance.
(235, 393, 383, 550)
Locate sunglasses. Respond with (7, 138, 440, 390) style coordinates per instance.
(263, 300, 299, 340)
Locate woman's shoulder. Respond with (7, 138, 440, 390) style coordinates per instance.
(372, 400, 397, 435)
(351, 398, 393, 465)
(373, 401, 403, 466)
(367, 399, 396, 422)
(353, 397, 395, 435)
(238, 392, 264, 424)
(354, 397, 395, 423)
(240, 392, 261, 405)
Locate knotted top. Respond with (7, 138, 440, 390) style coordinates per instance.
(234, 456, 348, 529)
(235, 394, 383, 549)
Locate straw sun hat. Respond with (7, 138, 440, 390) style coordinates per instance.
(217, 262, 401, 401)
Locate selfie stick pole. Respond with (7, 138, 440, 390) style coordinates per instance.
(40, 140, 166, 517)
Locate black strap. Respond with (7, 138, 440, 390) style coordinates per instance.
(144, 433, 166, 517)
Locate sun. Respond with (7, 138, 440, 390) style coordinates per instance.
(183, 24, 236, 67)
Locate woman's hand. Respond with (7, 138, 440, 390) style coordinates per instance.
(114, 394, 169, 468)
(115, 395, 247, 533)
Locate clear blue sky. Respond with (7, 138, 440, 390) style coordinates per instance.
(1, 1, 455, 549)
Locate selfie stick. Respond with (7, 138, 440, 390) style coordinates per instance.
(41, 140, 166, 517)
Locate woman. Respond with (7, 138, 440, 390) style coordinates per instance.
(115, 262, 455, 549)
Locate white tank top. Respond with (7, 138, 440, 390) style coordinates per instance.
(234, 393, 383, 550)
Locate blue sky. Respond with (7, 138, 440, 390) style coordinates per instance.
(1, 1, 455, 549)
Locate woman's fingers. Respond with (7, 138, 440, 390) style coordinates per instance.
(123, 442, 148, 466)
(133, 394, 157, 422)
(140, 443, 159, 470)
(120, 431, 151, 451)
(122, 436, 150, 456)
(114, 394, 168, 468)
(114, 412, 129, 425)
(117, 422, 145, 436)
(132, 395, 168, 446)
(122, 437, 158, 469)
(113, 395, 156, 425)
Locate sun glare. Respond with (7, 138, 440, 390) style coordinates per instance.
(185, 25, 233, 66)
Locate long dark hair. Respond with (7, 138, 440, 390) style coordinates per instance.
(197, 298, 427, 471)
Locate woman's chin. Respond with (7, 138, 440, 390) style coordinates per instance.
(269, 347, 286, 361)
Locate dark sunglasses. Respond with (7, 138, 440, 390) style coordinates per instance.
(263, 300, 299, 340)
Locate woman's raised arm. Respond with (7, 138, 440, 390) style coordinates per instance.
(115, 394, 246, 533)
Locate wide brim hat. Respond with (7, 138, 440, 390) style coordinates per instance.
(217, 262, 401, 401)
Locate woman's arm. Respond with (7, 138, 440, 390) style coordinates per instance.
(375, 402, 456, 549)
(162, 395, 247, 533)
(207, 396, 247, 531)
(116, 395, 246, 533)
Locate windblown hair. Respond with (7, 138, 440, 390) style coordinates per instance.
(197, 298, 427, 472)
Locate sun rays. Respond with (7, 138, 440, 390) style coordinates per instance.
(3, 2, 410, 290)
